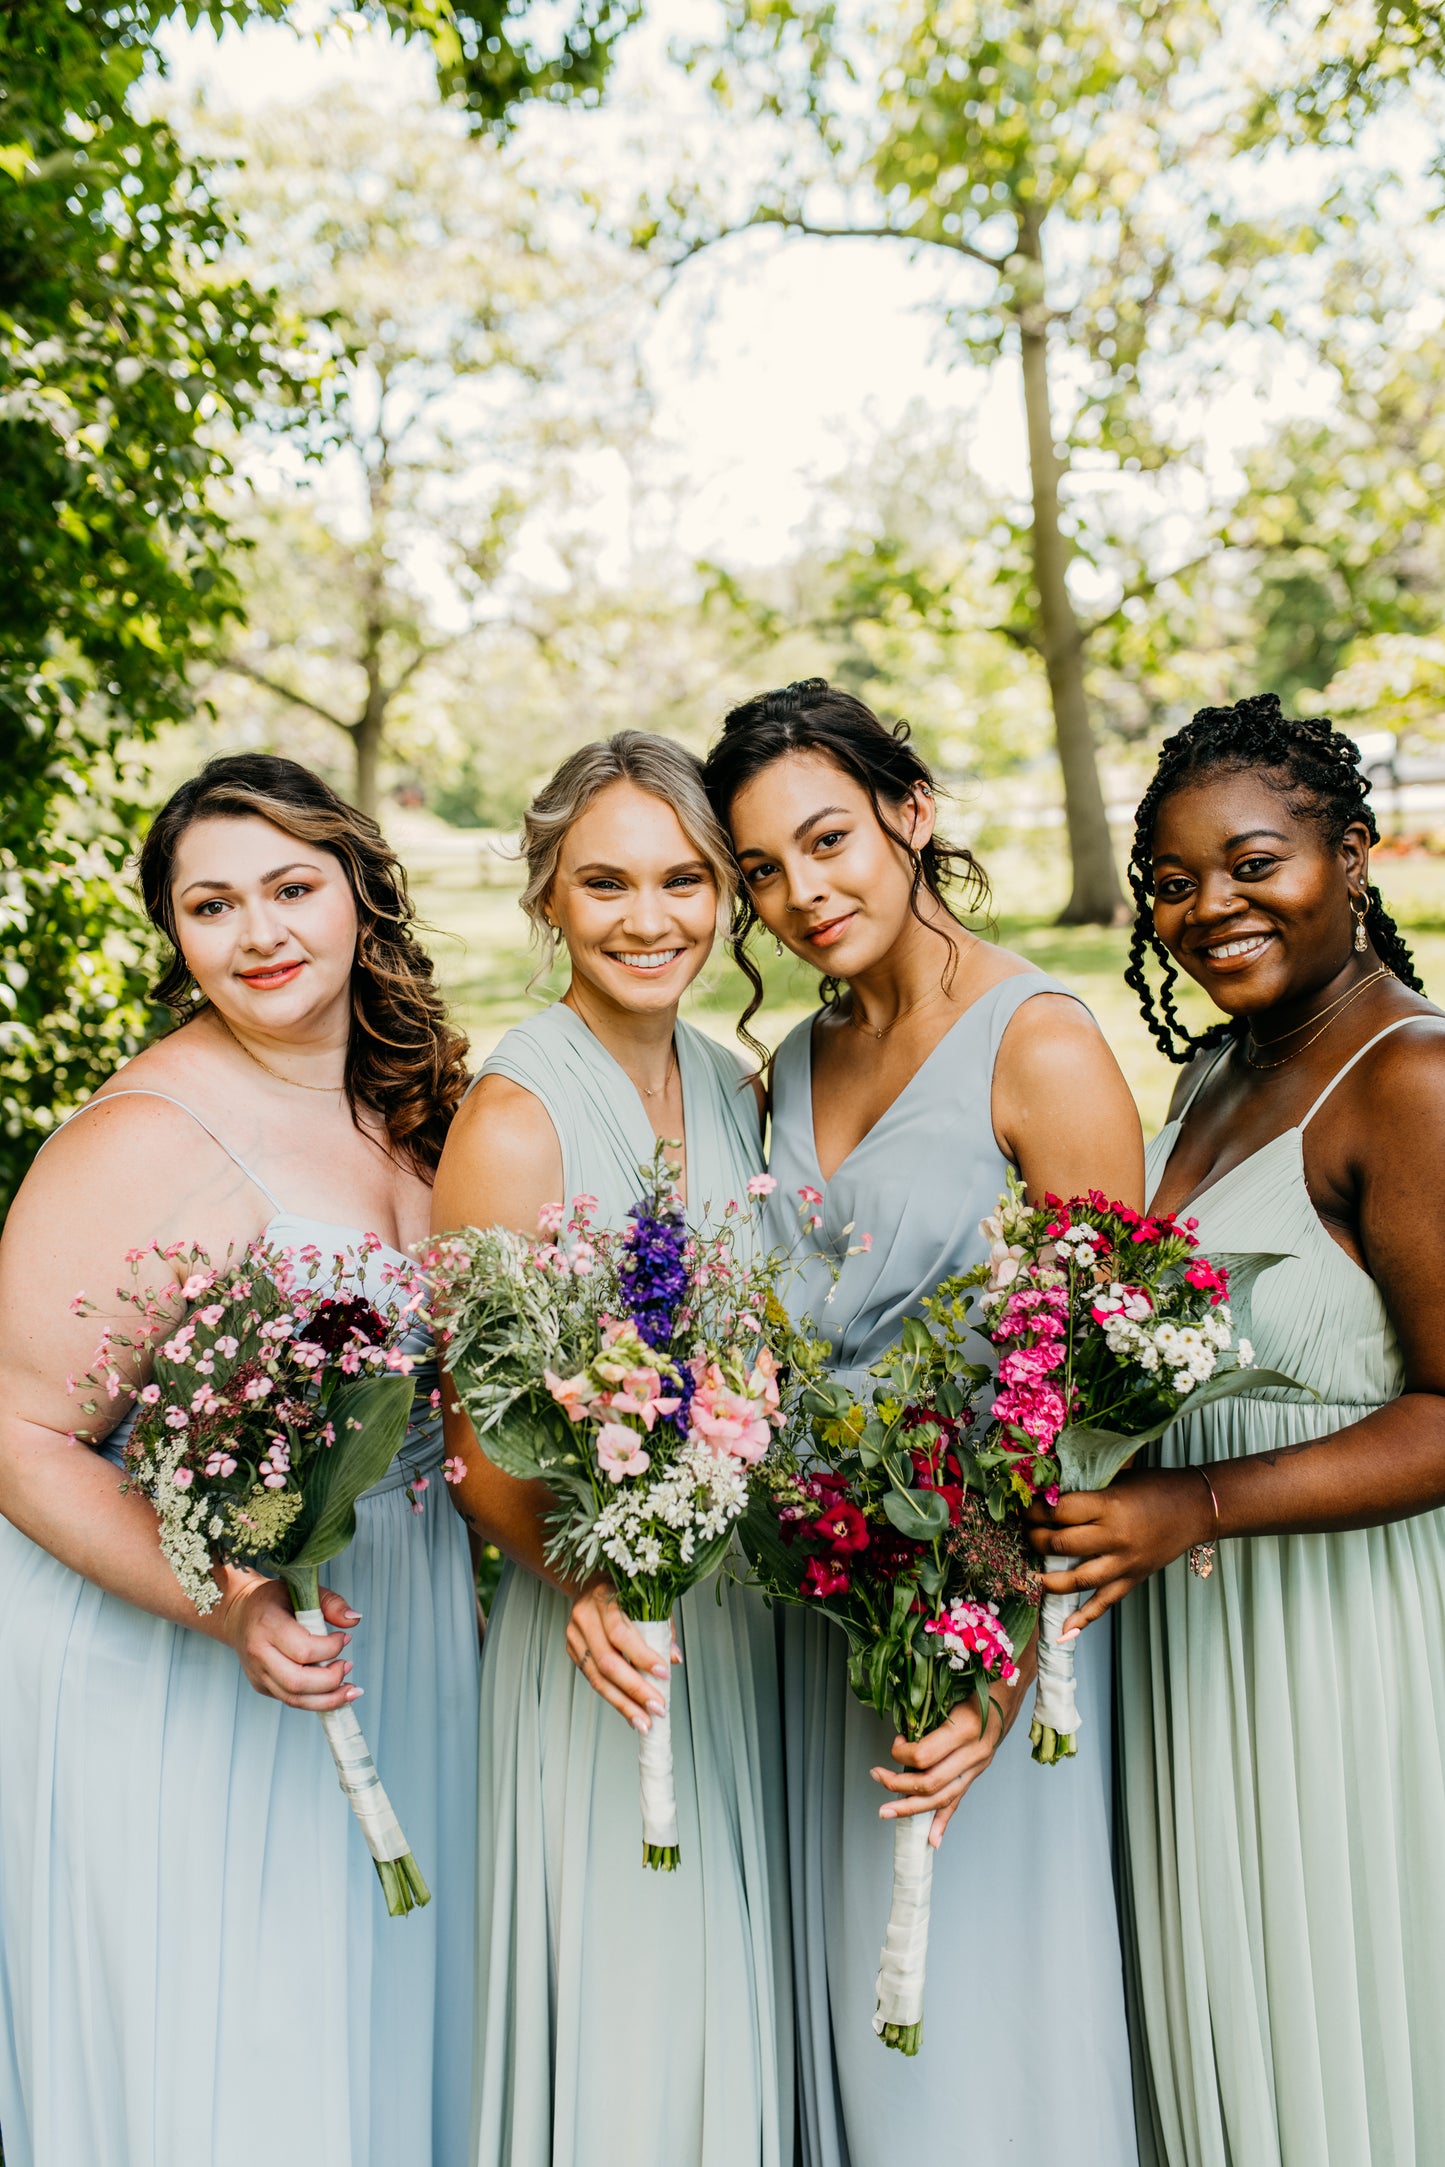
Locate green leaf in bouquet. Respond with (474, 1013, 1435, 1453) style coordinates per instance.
(883, 1487, 951, 1540)
(857, 1416, 891, 1468)
(803, 1379, 855, 1422)
(1054, 1364, 1311, 1493)
(900, 1317, 934, 1359)
(468, 1391, 578, 1483)
(276, 1372, 417, 1571)
(916, 1557, 944, 1599)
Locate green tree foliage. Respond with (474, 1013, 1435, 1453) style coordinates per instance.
(658, 0, 1372, 920)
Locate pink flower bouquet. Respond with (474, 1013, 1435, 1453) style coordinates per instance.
(73, 1236, 438, 1914)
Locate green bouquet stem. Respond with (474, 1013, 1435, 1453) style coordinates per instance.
(288, 1564, 431, 1917)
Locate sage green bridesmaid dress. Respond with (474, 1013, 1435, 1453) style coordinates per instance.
(1121, 1017, 1445, 2166)
(469, 1002, 792, 2167)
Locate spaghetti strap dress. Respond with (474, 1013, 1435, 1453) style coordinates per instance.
(469, 1003, 793, 2167)
(1120, 1019, 1445, 2167)
(0, 1091, 480, 2167)
(763, 976, 1138, 2167)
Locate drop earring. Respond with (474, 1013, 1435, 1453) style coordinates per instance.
(1352, 894, 1370, 952)
(774, 937, 784, 958)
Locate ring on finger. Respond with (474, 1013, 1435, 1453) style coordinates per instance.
(579, 1645, 594, 1670)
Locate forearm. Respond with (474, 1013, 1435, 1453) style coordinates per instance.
(0, 1432, 244, 1636)
(441, 1399, 563, 1587)
(1209, 1393, 1445, 1540)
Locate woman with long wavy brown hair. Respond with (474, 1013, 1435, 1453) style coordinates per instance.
(0, 754, 479, 2167)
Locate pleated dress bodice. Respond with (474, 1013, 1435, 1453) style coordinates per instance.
(765, 976, 1138, 2167)
(1120, 1020, 1445, 2167)
(469, 1001, 793, 2167)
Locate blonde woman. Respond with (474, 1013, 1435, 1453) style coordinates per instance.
(434, 732, 791, 2167)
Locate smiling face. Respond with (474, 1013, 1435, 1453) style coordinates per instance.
(725, 749, 935, 977)
(1149, 766, 1370, 1018)
(547, 780, 719, 1017)
(171, 814, 359, 1039)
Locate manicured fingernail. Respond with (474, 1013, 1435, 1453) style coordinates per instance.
(671, 1648, 683, 1664)
(651, 1662, 669, 1679)
(341, 1632, 352, 1647)
(880, 1805, 896, 1819)
(632, 1714, 650, 1733)
(1060, 1627, 1081, 1644)
(342, 1661, 353, 1674)
(648, 1697, 666, 1716)
(342, 1609, 361, 1624)
(346, 1686, 364, 1700)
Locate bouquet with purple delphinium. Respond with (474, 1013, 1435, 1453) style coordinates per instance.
(427, 1144, 828, 1868)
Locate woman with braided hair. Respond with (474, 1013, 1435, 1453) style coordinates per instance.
(1028, 693, 1445, 2165)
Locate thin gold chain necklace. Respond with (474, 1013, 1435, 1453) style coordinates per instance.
(1243, 966, 1392, 1071)
(848, 985, 946, 1041)
(216, 1012, 346, 1093)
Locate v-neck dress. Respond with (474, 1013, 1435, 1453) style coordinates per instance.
(469, 1003, 793, 2167)
(0, 1092, 480, 2167)
(1119, 1019, 1445, 2167)
(763, 976, 1137, 2167)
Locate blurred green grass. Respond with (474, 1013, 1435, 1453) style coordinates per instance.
(413, 844, 1445, 1144)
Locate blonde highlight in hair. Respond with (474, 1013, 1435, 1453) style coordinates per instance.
(520, 731, 736, 956)
(139, 754, 470, 1175)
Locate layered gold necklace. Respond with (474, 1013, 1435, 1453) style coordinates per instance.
(1242, 965, 1393, 1071)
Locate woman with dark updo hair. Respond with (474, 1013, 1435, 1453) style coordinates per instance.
(703, 680, 1142, 2167)
(1028, 694, 1445, 2164)
(0, 755, 479, 2167)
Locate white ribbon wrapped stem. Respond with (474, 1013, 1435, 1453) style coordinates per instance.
(634, 1616, 679, 1849)
(873, 1809, 935, 2033)
(1033, 1572, 1082, 1739)
(297, 1607, 410, 1865)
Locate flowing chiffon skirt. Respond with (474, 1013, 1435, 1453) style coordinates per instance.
(473, 1560, 793, 2167)
(0, 1469, 479, 2167)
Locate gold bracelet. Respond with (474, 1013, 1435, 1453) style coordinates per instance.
(1188, 1464, 1221, 1580)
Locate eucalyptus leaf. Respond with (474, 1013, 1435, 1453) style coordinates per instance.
(1055, 1364, 1310, 1493)
(883, 1487, 951, 1539)
(278, 1373, 416, 1570)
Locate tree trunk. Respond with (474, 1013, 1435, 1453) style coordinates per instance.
(1015, 210, 1125, 925)
(352, 681, 386, 820)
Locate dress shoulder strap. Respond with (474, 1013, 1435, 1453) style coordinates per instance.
(36, 1089, 285, 1212)
(1176, 1040, 1235, 1125)
(1299, 1016, 1428, 1132)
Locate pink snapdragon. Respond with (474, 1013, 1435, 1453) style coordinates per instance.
(688, 1363, 773, 1464)
(596, 1422, 651, 1482)
(545, 1368, 595, 1423)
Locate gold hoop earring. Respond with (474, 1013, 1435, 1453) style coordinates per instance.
(1352, 894, 1370, 953)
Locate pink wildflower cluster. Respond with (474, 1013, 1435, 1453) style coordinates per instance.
(990, 1283, 1071, 1454)
(923, 1598, 1018, 1683)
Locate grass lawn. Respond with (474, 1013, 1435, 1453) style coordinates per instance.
(411, 840, 1445, 1143)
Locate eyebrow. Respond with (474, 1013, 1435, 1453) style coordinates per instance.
(736, 806, 851, 860)
(179, 861, 321, 897)
(569, 859, 711, 879)
(1153, 827, 1290, 869)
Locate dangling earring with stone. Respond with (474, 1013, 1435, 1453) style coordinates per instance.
(774, 937, 784, 958)
(1352, 894, 1370, 953)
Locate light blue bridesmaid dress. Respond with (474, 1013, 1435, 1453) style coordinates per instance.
(0, 1092, 480, 2167)
(763, 976, 1138, 2167)
(469, 1002, 792, 2167)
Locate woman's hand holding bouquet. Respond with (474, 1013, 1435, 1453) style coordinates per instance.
(742, 1285, 1040, 2054)
(970, 1178, 1299, 1763)
(430, 1149, 827, 1870)
(75, 1237, 436, 1913)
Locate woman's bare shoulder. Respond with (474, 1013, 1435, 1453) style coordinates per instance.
(432, 1073, 563, 1234)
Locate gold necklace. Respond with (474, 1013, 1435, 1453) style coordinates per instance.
(216, 1012, 346, 1094)
(1247, 965, 1389, 1050)
(848, 985, 946, 1041)
(640, 1040, 678, 1100)
(1243, 966, 1392, 1071)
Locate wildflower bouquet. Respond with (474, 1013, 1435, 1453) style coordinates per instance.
(74, 1236, 435, 1915)
(429, 1148, 827, 1870)
(742, 1285, 1040, 2055)
(973, 1179, 1295, 1763)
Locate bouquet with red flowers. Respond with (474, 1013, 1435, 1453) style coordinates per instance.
(73, 1236, 436, 1914)
(743, 1285, 1039, 2054)
(971, 1177, 1296, 1763)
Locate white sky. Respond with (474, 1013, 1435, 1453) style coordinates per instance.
(155, 1, 1427, 576)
